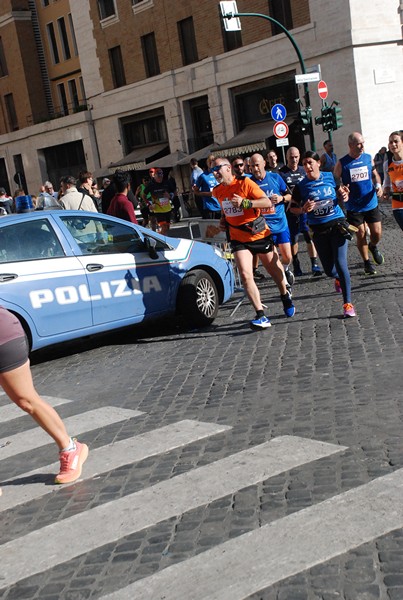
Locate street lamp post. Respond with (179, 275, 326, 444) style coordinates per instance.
(221, 8, 316, 151)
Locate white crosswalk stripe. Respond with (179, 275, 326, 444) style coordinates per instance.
(0, 419, 231, 512)
(0, 406, 142, 459)
(0, 434, 344, 589)
(100, 468, 403, 600)
(0, 395, 72, 424)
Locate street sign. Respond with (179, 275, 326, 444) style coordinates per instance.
(271, 103, 287, 122)
(273, 121, 289, 139)
(220, 1, 241, 31)
(276, 138, 289, 147)
(295, 72, 320, 84)
(318, 80, 328, 100)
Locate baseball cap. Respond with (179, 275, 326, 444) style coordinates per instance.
(0, 187, 6, 194)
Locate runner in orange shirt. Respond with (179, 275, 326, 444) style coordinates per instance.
(212, 157, 295, 329)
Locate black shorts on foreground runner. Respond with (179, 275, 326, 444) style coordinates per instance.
(231, 235, 274, 255)
(347, 206, 381, 227)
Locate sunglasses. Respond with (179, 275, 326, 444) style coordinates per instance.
(211, 164, 228, 173)
(233, 163, 244, 168)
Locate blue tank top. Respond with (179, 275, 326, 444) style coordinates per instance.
(294, 172, 344, 226)
(251, 172, 288, 234)
(339, 152, 378, 212)
(321, 152, 337, 172)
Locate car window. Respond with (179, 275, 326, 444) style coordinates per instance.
(60, 216, 144, 255)
(0, 219, 65, 263)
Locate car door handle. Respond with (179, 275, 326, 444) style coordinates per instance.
(86, 263, 104, 272)
(0, 273, 18, 282)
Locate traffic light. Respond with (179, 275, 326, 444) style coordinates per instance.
(331, 105, 343, 130)
(298, 107, 312, 133)
(315, 106, 333, 132)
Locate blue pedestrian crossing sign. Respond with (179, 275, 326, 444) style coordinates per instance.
(271, 104, 287, 122)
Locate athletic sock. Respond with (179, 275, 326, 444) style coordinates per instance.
(256, 309, 264, 319)
(61, 438, 76, 452)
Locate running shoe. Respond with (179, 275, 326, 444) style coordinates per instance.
(364, 261, 377, 276)
(55, 440, 89, 484)
(311, 263, 322, 277)
(334, 278, 342, 294)
(293, 264, 303, 277)
(281, 292, 296, 317)
(250, 315, 271, 329)
(253, 268, 266, 281)
(284, 268, 295, 287)
(343, 303, 356, 318)
(368, 244, 384, 265)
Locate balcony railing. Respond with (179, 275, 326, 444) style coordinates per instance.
(26, 101, 88, 126)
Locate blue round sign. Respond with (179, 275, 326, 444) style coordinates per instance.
(271, 104, 287, 122)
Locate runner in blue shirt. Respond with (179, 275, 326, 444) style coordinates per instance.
(193, 154, 221, 219)
(291, 151, 356, 319)
(250, 153, 295, 291)
(334, 132, 384, 275)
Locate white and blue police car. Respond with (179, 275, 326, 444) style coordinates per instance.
(0, 211, 234, 350)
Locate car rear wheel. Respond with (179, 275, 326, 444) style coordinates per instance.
(177, 269, 218, 326)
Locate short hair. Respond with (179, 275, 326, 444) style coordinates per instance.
(113, 170, 131, 193)
(303, 150, 320, 162)
(44, 180, 54, 188)
(231, 155, 243, 164)
(102, 177, 111, 185)
(78, 171, 92, 183)
(0, 187, 6, 195)
(323, 139, 331, 146)
(190, 158, 198, 166)
(60, 175, 77, 186)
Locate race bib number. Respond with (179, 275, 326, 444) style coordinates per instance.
(350, 166, 369, 182)
(313, 199, 334, 218)
(222, 199, 244, 217)
(158, 196, 170, 207)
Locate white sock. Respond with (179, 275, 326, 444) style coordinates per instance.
(61, 438, 76, 452)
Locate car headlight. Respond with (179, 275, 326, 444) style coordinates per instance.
(213, 245, 225, 258)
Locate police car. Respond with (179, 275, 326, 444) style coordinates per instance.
(0, 211, 234, 350)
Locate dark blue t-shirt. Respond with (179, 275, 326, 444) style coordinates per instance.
(251, 171, 288, 233)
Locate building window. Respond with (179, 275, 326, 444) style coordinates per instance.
(42, 0, 50, 6)
(46, 22, 60, 64)
(98, 0, 116, 20)
(4, 94, 18, 131)
(121, 112, 167, 151)
(222, 28, 242, 52)
(269, 0, 293, 35)
(0, 38, 8, 77)
(141, 33, 160, 78)
(178, 17, 198, 66)
(68, 79, 79, 111)
(109, 46, 126, 88)
(57, 83, 69, 116)
(57, 17, 71, 61)
(68, 14, 78, 56)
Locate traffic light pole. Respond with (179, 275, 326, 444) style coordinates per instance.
(223, 11, 316, 151)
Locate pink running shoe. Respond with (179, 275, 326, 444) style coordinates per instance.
(343, 303, 356, 318)
(334, 278, 342, 294)
(55, 440, 89, 484)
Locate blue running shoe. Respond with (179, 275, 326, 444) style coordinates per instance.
(311, 263, 322, 277)
(250, 315, 271, 330)
(281, 291, 296, 317)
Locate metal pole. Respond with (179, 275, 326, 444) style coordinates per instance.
(224, 11, 316, 151)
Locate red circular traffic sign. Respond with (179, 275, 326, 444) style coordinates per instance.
(273, 121, 289, 139)
(318, 80, 328, 100)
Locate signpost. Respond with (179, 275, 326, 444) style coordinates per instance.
(317, 80, 328, 100)
(295, 72, 320, 84)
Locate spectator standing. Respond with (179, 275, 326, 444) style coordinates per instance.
(101, 170, 137, 214)
(320, 140, 337, 173)
(44, 181, 59, 199)
(193, 154, 221, 219)
(77, 171, 101, 211)
(374, 146, 387, 183)
(59, 175, 98, 211)
(107, 170, 138, 223)
(266, 150, 284, 173)
(190, 158, 203, 187)
(0, 188, 13, 214)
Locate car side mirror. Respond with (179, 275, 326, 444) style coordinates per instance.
(143, 236, 159, 260)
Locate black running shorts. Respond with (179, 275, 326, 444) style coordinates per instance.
(347, 206, 381, 227)
(0, 336, 29, 374)
(231, 235, 274, 255)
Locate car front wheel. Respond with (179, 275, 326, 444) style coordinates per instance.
(177, 269, 219, 326)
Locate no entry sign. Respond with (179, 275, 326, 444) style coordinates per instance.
(318, 80, 328, 100)
(273, 121, 289, 139)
